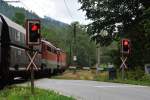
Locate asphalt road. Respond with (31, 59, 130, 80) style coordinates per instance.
(20, 79, 150, 100)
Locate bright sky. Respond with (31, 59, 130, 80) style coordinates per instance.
(7, 0, 89, 24)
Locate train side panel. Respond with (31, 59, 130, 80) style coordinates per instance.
(58, 52, 67, 68)
(0, 19, 2, 64)
(41, 42, 58, 69)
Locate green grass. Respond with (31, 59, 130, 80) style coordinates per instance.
(94, 75, 150, 86)
(0, 86, 75, 100)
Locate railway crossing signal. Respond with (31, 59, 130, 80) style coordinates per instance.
(26, 51, 38, 71)
(26, 19, 41, 45)
(120, 57, 128, 69)
(121, 39, 130, 54)
(26, 19, 41, 95)
(120, 56, 128, 80)
(120, 38, 131, 80)
(25, 49, 39, 95)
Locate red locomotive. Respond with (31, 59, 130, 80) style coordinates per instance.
(41, 40, 67, 74)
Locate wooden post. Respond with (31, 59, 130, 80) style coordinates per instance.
(30, 46, 34, 95)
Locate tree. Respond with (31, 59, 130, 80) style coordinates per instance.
(79, 0, 150, 69)
(65, 22, 96, 67)
(12, 12, 25, 26)
(78, 0, 150, 46)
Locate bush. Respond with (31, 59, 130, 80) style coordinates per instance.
(126, 67, 144, 80)
(142, 74, 150, 81)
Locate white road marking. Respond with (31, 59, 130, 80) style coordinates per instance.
(94, 85, 147, 88)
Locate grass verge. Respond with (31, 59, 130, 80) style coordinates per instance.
(93, 73, 150, 86)
(0, 86, 75, 100)
(53, 70, 150, 86)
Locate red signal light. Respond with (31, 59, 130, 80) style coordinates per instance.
(31, 24, 38, 31)
(124, 40, 128, 46)
(26, 19, 41, 45)
(121, 39, 130, 54)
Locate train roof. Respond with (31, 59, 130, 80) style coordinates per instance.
(41, 39, 57, 49)
(41, 39, 65, 53)
(0, 13, 25, 34)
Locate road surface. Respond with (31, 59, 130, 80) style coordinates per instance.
(20, 79, 150, 100)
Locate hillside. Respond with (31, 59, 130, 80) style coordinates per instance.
(0, 0, 68, 34)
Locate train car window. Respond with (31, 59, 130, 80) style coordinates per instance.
(11, 28, 14, 38)
(9, 27, 13, 38)
(16, 31, 21, 41)
(51, 48, 53, 53)
(52, 48, 56, 54)
(11, 28, 15, 41)
(21, 33, 24, 43)
(17, 49, 22, 56)
(14, 29, 17, 41)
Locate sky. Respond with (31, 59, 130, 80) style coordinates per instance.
(7, 0, 89, 24)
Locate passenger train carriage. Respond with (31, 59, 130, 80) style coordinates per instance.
(0, 13, 67, 88)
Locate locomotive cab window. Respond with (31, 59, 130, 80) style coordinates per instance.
(54, 50, 57, 54)
(47, 46, 52, 52)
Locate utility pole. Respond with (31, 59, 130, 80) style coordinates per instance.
(73, 23, 76, 53)
(69, 43, 72, 66)
(73, 23, 77, 73)
(96, 45, 100, 75)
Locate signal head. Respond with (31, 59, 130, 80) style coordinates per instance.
(26, 19, 41, 45)
(121, 39, 130, 54)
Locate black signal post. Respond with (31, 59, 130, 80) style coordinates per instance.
(120, 39, 130, 80)
(26, 19, 41, 95)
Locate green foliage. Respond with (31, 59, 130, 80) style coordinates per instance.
(142, 74, 150, 81)
(99, 41, 118, 64)
(12, 12, 25, 26)
(78, 0, 150, 46)
(79, 0, 150, 71)
(126, 67, 145, 80)
(65, 22, 96, 67)
(0, 86, 75, 100)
